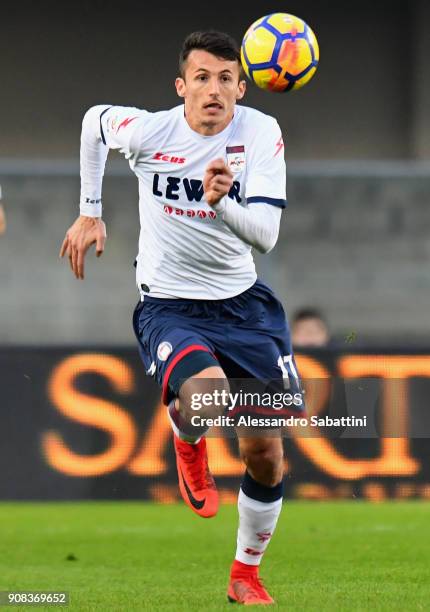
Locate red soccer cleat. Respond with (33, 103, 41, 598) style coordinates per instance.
(173, 434, 218, 518)
(227, 560, 275, 605)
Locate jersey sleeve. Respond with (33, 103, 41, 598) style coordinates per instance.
(98, 105, 148, 159)
(79, 105, 148, 216)
(245, 118, 287, 209)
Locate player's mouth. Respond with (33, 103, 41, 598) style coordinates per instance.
(203, 102, 224, 112)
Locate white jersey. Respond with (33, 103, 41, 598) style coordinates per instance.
(80, 104, 287, 300)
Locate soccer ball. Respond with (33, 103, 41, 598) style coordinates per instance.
(241, 13, 319, 92)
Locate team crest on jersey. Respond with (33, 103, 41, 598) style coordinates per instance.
(226, 145, 245, 173)
(157, 341, 173, 362)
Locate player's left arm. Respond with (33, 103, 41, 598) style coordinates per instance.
(204, 119, 286, 254)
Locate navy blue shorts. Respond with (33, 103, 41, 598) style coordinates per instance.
(132, 279, 302, 407)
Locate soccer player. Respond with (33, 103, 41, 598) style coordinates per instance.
(60, 31, 304, 605)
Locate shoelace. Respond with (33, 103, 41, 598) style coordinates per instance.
(178, 442, 213, 489)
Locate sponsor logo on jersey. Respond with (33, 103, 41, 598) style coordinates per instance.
(157, 341, 173, 362)
(153, 173, 242, 203)
(226, 145, 245, 173)
(85, 197, 102, 205)
(162, 206, 216, 219)
(153, 152, 186, 164)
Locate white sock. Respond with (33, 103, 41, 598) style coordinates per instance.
(235, 489, 283, 566)
(167, 401, 203, 444)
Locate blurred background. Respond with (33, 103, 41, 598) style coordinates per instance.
(0, 0, 429, 501)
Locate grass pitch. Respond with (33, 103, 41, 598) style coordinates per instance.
(0, 501, 428, 611)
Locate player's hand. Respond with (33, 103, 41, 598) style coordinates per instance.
(203, 158, 233, 206)
(59, 215, 106, 280)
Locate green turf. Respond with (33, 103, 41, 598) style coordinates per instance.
(0, 501, 428, 611)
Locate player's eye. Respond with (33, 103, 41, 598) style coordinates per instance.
(221, 75, 232, 82)
(196, 74, 208, 82)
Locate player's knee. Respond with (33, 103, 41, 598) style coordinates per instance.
(240, 439, 284, 487)
(178, 366, 230, 420)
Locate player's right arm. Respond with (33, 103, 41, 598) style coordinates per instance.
(60, 105, 144, 279)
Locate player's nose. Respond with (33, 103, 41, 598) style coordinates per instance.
(208, 77, 221, 95)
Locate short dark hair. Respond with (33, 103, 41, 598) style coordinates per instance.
(179, 30, 241, 77)
(292, 308, 328, 326)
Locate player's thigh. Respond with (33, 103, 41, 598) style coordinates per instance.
(133, 299, 223, 405)
(178, 365, 230, 418)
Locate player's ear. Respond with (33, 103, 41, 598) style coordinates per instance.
(175, 77, 186, 98)
(236, 79, 246, 101)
